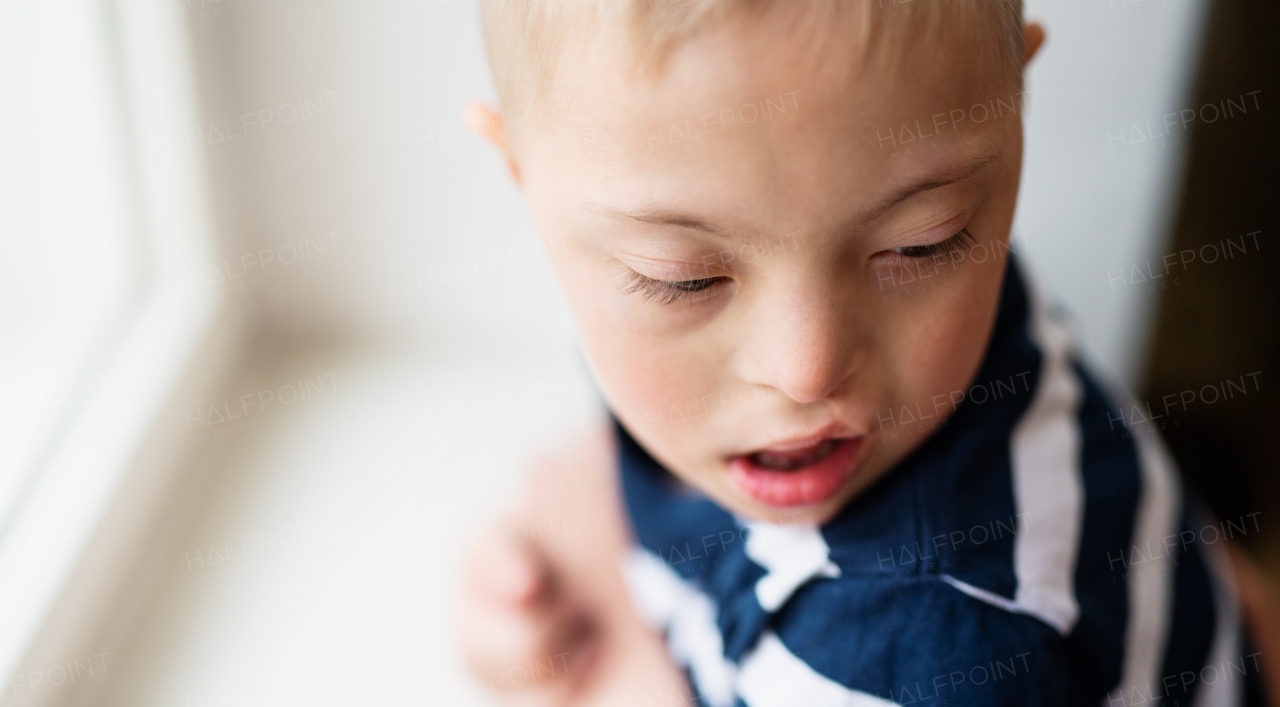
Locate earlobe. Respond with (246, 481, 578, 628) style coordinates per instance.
(462, 101, 522, 185)
(1023, 22, 1046, 64)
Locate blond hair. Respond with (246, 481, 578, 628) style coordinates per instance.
(480, 0, 1025, 132)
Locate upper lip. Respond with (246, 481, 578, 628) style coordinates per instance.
(736, 423, 865, 455)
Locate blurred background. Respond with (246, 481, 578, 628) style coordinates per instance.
(0, 0, 1274, 704)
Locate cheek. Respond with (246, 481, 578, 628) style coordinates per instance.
(589, 322, 730, 448)
(889, 260, 1005, 412)
(561, 264, 726, 439)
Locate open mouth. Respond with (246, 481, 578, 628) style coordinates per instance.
(748, 438, 842, 471)
(730, 436, 864, 508)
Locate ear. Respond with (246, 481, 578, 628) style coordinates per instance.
(463, 101, 522, 185)
(1023, 22, 1046, 65)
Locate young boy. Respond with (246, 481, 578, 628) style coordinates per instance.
(457, 1, 1268, 704)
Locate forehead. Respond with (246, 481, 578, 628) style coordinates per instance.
(526, 2, 1019, 226)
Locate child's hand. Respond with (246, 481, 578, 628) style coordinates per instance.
(457, 425, 693, 707)
(459, 513, 601, 706)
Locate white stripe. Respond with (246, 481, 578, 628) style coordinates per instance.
(623, 548, 897, 707)
(1193, 525, 1243, 707)
(940, 573, 1058, 621)
(621, 548, 738, 707)
(1106, 416, 1181, 706)
(1008, 274, 1086, 635)
(620, 547, 685, 629)
(737, 631, 901, 707)
(742, 519, 841, 612)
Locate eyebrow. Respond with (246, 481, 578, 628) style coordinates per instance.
(583, 150, 1000, 238)
(583, 202, 735, 237)
(861, 150, 1000, 224)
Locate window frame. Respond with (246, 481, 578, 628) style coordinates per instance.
(0, 0, 248, 688)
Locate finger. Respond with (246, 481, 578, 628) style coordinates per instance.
(467, 531, 551, 607)
(492, 543, 544, 605)
(459, 592, 595, 688)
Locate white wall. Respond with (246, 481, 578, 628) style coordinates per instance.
(1015, 0, 1208, 386)
(187, 0, 574, 345)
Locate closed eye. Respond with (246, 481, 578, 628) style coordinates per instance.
(621, 271, 728, 305)
(890, 228, 976, 261)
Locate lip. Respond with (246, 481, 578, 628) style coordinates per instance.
(745, 425, 859, 453)
(728, 435, 865, 508)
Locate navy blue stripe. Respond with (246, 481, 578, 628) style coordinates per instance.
(710, 549, 769, 662)
(1068, 363, 1142, 695)
(774, 576, 1086, 705)
(1155, 503, 1219, 706)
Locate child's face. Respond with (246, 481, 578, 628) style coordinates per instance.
(505, 6, 1032, 525)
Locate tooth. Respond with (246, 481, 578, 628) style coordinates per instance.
(755, 453, 790, 470)
(758, 454, 786, 469)
(749, 439, 845, 472)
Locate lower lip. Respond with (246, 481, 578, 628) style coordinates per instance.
(728, 437, 864, 508)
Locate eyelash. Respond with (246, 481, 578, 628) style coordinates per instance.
(891, 228, 976, 261)
(621, 271, 727, 305)
(619, 228, 976, 305)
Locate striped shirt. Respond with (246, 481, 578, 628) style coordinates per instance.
(614, 255, 1265, 707)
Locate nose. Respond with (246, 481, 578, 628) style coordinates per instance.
(736, 286, 858, 405)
